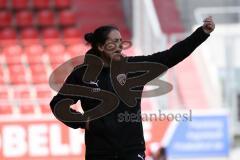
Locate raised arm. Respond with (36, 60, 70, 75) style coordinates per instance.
(128, 16, 215, 68)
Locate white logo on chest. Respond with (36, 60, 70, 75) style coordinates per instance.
(90, 80, 100, 92)
(90, 80, 99, 87)
(116, 74, 127, 86)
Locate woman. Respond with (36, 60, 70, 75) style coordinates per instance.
(50, 16, 215, 160)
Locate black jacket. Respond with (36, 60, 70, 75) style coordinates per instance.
(50, 27, 209, 156)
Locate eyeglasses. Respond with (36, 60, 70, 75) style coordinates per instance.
(103, 40, 132, 52)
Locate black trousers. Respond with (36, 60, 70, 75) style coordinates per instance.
(86, 150, 145, 160)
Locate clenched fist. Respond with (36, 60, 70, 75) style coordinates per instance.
(202, 16, 215, 34)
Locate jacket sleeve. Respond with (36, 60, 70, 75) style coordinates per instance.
(50, 67, 86, 129)
(127, 26, 210, 68)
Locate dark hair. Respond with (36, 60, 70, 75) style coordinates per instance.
(84, 25, 119, 52)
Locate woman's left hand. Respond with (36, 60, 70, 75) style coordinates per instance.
(202, 16, 215, 34)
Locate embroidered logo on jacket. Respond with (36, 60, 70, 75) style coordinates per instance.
(90, 80, 100, 92)
(116, 74, 126, 86)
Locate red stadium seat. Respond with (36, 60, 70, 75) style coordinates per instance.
(0, 0, 7, 9)
(66, 43, 89, 57)
(49, 55, 66, 66)
(0, 103, 14, 114)
(8, 64, 28, 84)
(0, 67, 5, 84)
(32, 0, 51, 10)
(37, 10, 55, 27)
(35, 87, 52, 99)
(18, 102, 36, 114)
(29, 63, 48, 84)
(0, 28, 16, 39)
(2, 45, 23, 64)
(35, 87, 53, 114)
(63, 27, 82, 44)
(0, 11, 12, 28)
(12, 0, 29, 10)
(47, 43, 67, 64)
(0, 28, 17, 45)
(0, 86, 10, 100)
(46, 43, 65, 55)
(42, 27, 61, 44)
(39, 102, 51, 113)
(14, 87, 32, 99)
(21, 28, 39, 39)
(21, 27, 40, 45)
(59, 10, 76, 27)
(54, 0, 71, 10)
(24, 44, 44, 64)
(15, 10, 34, 28)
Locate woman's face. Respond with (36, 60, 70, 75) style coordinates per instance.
(99, 29, 124, 62)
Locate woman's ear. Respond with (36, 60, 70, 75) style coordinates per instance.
(98, 45, 104, 52)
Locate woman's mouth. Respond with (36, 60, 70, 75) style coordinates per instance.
(114, 50, 122, 54)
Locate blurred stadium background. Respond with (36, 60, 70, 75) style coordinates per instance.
(0, 0, 239, 159)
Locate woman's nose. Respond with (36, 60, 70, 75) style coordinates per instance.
(118, 43, 123, 49)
